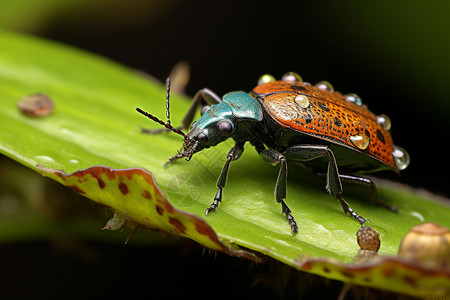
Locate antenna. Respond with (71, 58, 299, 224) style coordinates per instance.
(165, 78, 171, 126)
(136, 107, 187, 138)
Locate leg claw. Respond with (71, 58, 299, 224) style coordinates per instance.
(204, 206, 216, 215)
(205, 198, 220, 216)
(281, 200, 298, 235)
(290, 222, 299, 235)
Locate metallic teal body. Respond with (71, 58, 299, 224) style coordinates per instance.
(190, 101, 234, 131)
(187, 91, 263, 149)
(223, 91, 263, 121)
(191, 91, 262, 130)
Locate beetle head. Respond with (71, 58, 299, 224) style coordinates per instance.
(137, 91, 262, 165)
(181, 101, 236, 160)
(178, 91, 264, 162)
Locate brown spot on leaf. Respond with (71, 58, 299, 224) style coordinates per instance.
(323, 267, 330, 273)
(141, 190, 152, 199)
(403, 275, 417, 288)
(169, 217, 187, 234)
(97, 178, 105, 189)
(194, 219, 219, 241)
(156, 193, 175, 213)
(381, 265, 396, 278)
(340, 269, 355, 278)
(118, 182, 129, 195)
(156, 205, 164, 215)
(68, 185, 85, 194)
(301, 261, 313, 270)
(77, 176, 88, 183)
(89, 170, 108, 188)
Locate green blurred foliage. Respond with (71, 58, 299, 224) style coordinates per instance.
(0, 0, 178, 32)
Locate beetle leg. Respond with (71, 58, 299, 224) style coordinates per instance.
(205, 144, 243, 215)
(283, 145, 368, 225)
(336, 196, 367, 225)
(181, 88, 222, 129)
(142, 87, 222, 134)
(259, 148, 298, 235)
(317, 173, 397, 212)
(164, 152, 184, 167)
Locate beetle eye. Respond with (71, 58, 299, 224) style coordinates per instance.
(218, 120, 234, 136)
(197, 132, 208, 142)
(200, 105, 211, 116)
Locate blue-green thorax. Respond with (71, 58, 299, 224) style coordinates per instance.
(182, 91, 263, 157)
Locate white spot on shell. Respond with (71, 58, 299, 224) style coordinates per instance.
(265, 98, 300, 121)
(294, 95, 310, 108)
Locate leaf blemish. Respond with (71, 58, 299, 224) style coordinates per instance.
(340, 269, 355, 279)
(118, 182, 129, 195)
(382, 265, 396, 278)
(76, 176, 89, 183)
(141, 190, 152, 199)
(169, 217, 187, 234)
(155, 205, 164, 215)
(96, 177, 105, 188)
(69, 185, 85, 194)
(403, 276, 417, 288)
(194, 219, 219, 241)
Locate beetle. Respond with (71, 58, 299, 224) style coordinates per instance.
(136, 72, 410, 235)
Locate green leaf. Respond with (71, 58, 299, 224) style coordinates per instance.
(0, 30, 449, 297)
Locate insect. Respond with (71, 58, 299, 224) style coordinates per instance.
(136, 73, 410, 235)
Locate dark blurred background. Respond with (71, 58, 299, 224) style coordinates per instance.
(1, 0, 448, 299)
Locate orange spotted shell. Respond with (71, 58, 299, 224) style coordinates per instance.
(252, 80, 396, 170)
